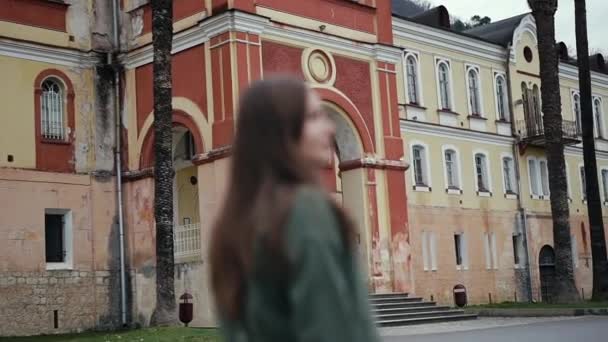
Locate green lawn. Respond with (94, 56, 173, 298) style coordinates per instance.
(2, 327, 222, 342)
(467, 301, 608, 309)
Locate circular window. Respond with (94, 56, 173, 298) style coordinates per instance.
(524, 46, 533, 63)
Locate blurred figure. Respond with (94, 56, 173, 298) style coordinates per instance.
(209, 77, 380, 342)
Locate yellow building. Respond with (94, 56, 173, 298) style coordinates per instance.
(393, 6, 608, 305)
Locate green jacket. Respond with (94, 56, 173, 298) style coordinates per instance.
(221, 188, 380, 342)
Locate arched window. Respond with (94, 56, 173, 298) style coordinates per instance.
(521, 82, 530, 119)
(502, 156, 516, 194)
(412, 145, 428, 186)
(438, 62, 451, 110)
(593, 97, 603, 138)
(444, 149, 459, 189)
(496, 75, 509, 121)
(467, 68, 481, 115)
(474, 153, 490, 192)
(406, 55, 420, 105)
(41, 78, 65, 140)
(573, 93, 582, 135)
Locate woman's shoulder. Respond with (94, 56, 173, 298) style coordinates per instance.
(287, 186, 339, 242)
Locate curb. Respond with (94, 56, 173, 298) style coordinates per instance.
(465, 308, 608, 317)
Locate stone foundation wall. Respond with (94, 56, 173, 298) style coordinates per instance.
(0, 270, 121, 337)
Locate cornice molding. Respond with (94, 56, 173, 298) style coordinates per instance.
(559, 63, 608, 90)
(392, 17, 508, 63)
(400, 119, 514, 146)
(0, 38, 101, 68)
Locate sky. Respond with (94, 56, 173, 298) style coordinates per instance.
(430, 0, 607, 54)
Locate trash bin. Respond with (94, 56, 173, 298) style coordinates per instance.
(453, 284, 467, 308)
(179, 293, 194, 327)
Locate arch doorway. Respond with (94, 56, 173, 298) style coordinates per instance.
(323, 103, 370, 277)
(539, 245, 556, 303)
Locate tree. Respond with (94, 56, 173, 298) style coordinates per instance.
(150, 0, 177, 325)
(528, 0, 580, 303)
(470, 15, 492, 27)
(574, 0, 608, 301)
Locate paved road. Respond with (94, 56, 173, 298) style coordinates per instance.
(382, 316, 608, 342)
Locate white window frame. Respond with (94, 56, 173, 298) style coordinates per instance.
(454, 232, 468, 270)
(484, 232, 499, 270)
(527, 156, 544, 199)
(465, 64, 483, 116)
(421, 230, 438, 272)
(435, 58, 454, 111)
(593, 96, 604, 138)
(572, 90, 582, 135)
(473, 150, 492, 196)
(494, 72, 510, 121)
(403, 51, 424, 106)
(600, 167, 608, 205)
(45, 209, 73, 270)
(410, 141, 432, 191)
(40, 77, 68, 141)
(579, 164, 587, 201)
(441, 145, 463, 193)
(539, 159, 550, 198)
(565, 161, 573, 202)
(500, 153, 517, 196)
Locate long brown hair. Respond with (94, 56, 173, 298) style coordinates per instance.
(209, 77, 355, 320)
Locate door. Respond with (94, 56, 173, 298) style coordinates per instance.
(539, 245, 556, 303)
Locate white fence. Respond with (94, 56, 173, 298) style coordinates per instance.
(174, 222, 201, 262)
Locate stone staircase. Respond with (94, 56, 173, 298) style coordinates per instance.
(371, 293, 477, 327)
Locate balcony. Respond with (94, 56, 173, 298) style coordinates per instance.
(516, 119, 581, 147)
(174, 222, 201, 262)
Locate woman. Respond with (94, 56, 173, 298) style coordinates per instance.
(209, 77, 380, 342)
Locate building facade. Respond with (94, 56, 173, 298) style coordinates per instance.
(1, 0, 607, 337)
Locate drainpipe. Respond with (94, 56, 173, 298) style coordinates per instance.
(111, 0, 127, 326)
(506, 44, 534, 302)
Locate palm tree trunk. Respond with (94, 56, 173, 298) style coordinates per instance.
(150, 0, 176, 325)
(529, 0, 580, 303)
(574, 0, 608, 301)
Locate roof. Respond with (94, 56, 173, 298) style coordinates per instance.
(464, 13, 529, 47)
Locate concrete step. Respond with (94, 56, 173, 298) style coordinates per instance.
(377, 313, 478, 327)
(370, 293, 409, 300)
(370, 297, 424, 305)
(374, 305, 452, 315)
(372, 301, 435, 310)
(376, 309, 466, 321)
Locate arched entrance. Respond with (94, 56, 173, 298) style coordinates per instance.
(323, 103, 370, 277)
(539, 245, 556, 303)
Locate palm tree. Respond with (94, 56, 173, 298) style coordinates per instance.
(150, 0, 177, 324)
(528, 0, 580, 303)
(574, 0, 608, 301)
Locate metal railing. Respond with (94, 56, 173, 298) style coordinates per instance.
(516, 119, 579, 141)
(174, 222, 201, 261)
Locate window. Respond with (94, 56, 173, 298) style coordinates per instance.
(45, 209, 72, 269)
(467, 68, 482, 115)
(454, 233, 467, 269)
(405, 54, 420, 105)
(572, 234, 579, 268)
(484, 232, 498, 270)
(475, 153, 490, 193)
(444, 149, 460, 189)
(539, 160, 550, 196)
(512, 234, 522, 266)
(412, 145, 428, 186)
(438, 62, 451, 110)
(532, 85, 541, 118)
(580, 166, 587, 200)
(502, 156, 516, 194)
(41, 79, 66, 141)
(528, 159, 539, 196)
(602, 169, 608, 202)
(496, 75, 509, 121)
(422, 231, 438, 271)
(594, 97, 603, 138)
(574, 92, 582, 135)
